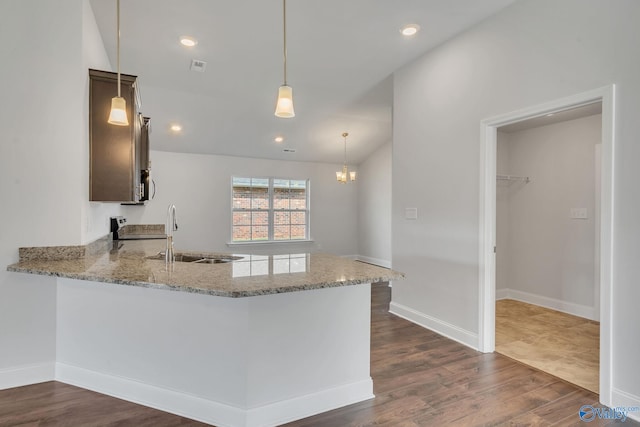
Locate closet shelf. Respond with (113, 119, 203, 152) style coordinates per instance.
(497, 174, 530, 183)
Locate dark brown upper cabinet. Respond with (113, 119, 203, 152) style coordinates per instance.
(89, 69, 150, 203)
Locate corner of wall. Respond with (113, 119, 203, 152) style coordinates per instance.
(389, 302, 479, 350)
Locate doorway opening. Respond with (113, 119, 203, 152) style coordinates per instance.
(478, 85, 615, 405)
(494, 103, 601, 393)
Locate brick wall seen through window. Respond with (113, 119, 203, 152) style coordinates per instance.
(232, 177, 309, 242)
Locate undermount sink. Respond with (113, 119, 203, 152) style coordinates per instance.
(147, 253, 243, 264)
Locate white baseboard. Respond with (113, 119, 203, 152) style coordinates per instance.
(0, 362, 55, 390)
(497, 288, 597, 321)
(612, 388, 640, 422)
(55, 362, 244, 427)
(355, 255, 391, 269)
(496, 288, 510, 300)
(247, 378, 374, 426)
(389, 302, 478, 350)
(55, 362, 373, 427)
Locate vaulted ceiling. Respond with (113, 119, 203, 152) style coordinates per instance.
(90, 0, 517, 164)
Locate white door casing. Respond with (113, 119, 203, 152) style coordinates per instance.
(478, 85, 615, 405)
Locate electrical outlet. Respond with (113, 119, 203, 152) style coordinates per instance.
(405, 208, 418, 220)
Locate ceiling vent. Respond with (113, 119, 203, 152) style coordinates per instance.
(190, 59, 207, 72)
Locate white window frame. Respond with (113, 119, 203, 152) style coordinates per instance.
(230, 176, 310, 244)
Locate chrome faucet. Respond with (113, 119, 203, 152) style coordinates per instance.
(165, 204, 178, 265)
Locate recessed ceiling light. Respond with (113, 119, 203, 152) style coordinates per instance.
(180, 36, 198, 47)
(400, 24, 420, 37)
(170, 124, 182, 132)
(274, 136, 284, 143)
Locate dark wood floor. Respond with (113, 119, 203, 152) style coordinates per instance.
(0, 380, 208, 427)
(0, 283, 636, 426)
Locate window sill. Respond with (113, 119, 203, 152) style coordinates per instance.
(226, 240, 314, 247)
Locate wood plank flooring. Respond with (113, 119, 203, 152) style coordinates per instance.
(0, 283, 636, 426)
(495, 299, 599, 393)
(0, 380, 208, 426)
(284, 284, 632, 427)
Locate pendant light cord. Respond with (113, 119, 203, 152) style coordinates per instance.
(282, 0, 287, 85)
(343, 133, 349, 166)
(344, 136, 347, 165)
(116, 0, 121, 98)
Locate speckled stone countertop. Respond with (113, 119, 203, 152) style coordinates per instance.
(7, 239, 404, 298)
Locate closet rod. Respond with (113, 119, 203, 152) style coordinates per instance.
(497, 174, 530, 183)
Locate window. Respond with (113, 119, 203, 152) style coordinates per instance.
(232, 177, 309, 242)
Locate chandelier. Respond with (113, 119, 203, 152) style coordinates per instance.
(336, 132, 356, 183)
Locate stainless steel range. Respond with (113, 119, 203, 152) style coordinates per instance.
(110, 216, 166, 240)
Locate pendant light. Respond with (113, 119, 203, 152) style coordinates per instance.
(274, 0, 295, 118)
(336, 132, 356, 183)
(108, 0, 129, 126)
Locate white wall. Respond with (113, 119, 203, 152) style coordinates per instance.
(123, 150, 359, 256)
(357, 142, 392, 267)
(496, 114, 601, 318)
(392, 0, 640, 403)
(0, 0, 118, 386)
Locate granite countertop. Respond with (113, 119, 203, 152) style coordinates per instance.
(7, 238, 404, 298)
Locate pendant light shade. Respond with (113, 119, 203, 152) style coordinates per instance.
(108, 0, 129, 126)
(108, 96, 128, 125)
(336, 132, 356, 184)
(275, 0, 295, 118)
(275, 85, 295, 118)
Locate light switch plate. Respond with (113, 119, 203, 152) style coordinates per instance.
(570, 208, 588, 219)
(405, 208, 418, 220)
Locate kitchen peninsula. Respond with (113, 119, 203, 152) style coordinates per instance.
(8, 237, 403, 427)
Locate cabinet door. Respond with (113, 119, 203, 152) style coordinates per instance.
(89, 70, 139, 202)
